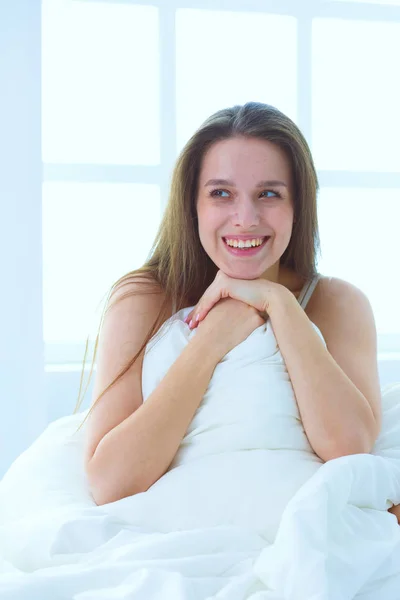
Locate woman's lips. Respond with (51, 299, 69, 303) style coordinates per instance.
(222, 236, 270, 256)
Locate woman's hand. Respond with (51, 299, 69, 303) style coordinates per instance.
(184, 270, 283, 329)
(191, 298, 265, 361)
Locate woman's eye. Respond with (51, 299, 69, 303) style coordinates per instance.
(261, 190, 279, 198)
(210, 189, 229, 198)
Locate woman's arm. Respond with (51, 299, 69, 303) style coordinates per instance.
(267, 277, 381, 463)
(88, 336, 220, 505)
(85, 280, 223, 506)
(388, 504, 400, 525)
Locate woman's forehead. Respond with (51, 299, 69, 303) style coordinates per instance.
(199, 137, 292, 186)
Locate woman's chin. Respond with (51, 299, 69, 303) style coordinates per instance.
(220, 264, 267, 280)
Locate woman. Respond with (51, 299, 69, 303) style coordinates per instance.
(75, 101, 400, 523)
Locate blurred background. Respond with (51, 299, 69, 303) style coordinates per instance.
(0, 0, 399, 477)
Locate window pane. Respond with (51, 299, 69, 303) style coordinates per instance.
(312, 19, 400, 172)
(176, 9, 297, 152)
(42, 1, 160, 165)
(42, 183, 161, 343)
(316, 188, 400, 334)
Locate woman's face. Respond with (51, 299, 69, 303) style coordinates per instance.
(196, 136, 294, 281)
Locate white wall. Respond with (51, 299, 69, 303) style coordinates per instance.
(0, 0, 46, 478)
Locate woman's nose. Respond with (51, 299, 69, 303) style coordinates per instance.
(231, 198, 260, 229)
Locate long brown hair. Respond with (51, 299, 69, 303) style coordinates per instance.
(72, 101, 320, 430)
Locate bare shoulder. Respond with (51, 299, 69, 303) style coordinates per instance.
(305, 275, 376, 337)
(108, 273, 166, 311)
(105, 273, 174, 336)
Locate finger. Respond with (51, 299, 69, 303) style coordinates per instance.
(186, 306, 200, 323)
(187, 280, 223, 328)
(188, 311, 200, 329)
(191, 296, 217, 327)
(190, 312, 201, 329)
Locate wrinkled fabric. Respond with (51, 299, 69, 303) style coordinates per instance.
(0, 307, 399, 599)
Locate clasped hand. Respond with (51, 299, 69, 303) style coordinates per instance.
(184, 270, 283, 329)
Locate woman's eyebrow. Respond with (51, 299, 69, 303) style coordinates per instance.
(204, 178, 288, 188)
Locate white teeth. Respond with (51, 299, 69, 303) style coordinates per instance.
(224, 237, 265, 248)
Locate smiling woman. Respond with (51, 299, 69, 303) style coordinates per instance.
(77, 100, 386, 484)
(2, 102, 398, 599)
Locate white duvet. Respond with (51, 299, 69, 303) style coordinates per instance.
(1, 307, 400, 600)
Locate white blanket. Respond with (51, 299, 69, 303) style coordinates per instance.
(1, 308, 400, 600)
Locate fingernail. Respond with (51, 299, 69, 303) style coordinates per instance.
(189, 319, 193, 328)
(195, 314, 200, 322)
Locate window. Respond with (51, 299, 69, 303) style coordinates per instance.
(41, 0, 400, 366)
